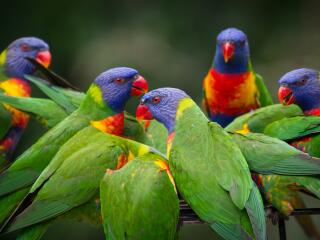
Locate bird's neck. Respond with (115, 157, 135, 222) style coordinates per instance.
(167, 98, 209, 156)
(213, 50, 251, 74)
(296, 92, 320, 116)
(79, 84, 118, 120)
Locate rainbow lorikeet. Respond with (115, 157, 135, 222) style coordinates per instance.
(225, 68, 320, 239)
(136, 88, 320, 239)
(0, 37, 51, 170)
(100, 153, 179, 240)
(0, 72, 169, 154)
(2, 126, 166, 239)
(203, 28, 273, 127)
(0, 67, 148, 230)
(137, 88, 267, 240)
(268, 68, 320, 155)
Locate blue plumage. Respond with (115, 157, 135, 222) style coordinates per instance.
(279, 68, 320, 111)
(213, 28, 250, 73)
(95, 67, 140, 113)
(5, 37, 49, 79)
(140, 88, 189, 133)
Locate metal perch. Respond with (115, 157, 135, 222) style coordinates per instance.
(179, 200, 320, 240)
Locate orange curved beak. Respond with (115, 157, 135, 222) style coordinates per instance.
(278, 86, 295, 105)
(131, 75, 148, 96)
(136, 104, 153, 120)
(222, 42, 235, 63)
(36, 50, 51, 68)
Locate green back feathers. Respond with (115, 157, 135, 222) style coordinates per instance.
(264, 116, 320, 140)
(5, 127, 161, 232)
(100, 155, 179, 240)
(225, 104, 303, 133)
(171, 99, 254, 228)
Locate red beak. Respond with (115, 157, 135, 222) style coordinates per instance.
(222, 42, 235, 63)
(278, 86, 295, 105)
(131, 75, 148, 96)
(136, 104, 154, 120)
(36, 50, 51, 68)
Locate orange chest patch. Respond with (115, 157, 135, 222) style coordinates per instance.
(91, 112, 124, 136)
(0, 78, 31, 128)
(0, 78, 31, 97)
(203, 68, 259, 115)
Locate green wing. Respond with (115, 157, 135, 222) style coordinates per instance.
(208, 122, 252, 209)
(254, 73, 273, 107)
(142, 120, 168, 155)
(5, 127, 157, 232)
(264, 116, 320, 140)
(53, 88, 85, 108)
(225, 104, 303, 133)
(231, 132, 320, 175)
(170, 100, 263, 239)
(208, 122, 266, 240)
(25, 75, 77, 113)
(0, 93, 68, 128)
(100, 155, 179, 240)
(0, 110, 89, 196)
(0, 102, 11, 139)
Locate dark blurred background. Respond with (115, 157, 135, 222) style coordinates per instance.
(1, 0, 320, 239)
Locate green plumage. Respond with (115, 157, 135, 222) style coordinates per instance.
(169, 99, 265, 240)
(25, 75, 78, 113)
(225, 103, 320, 238)
(0, 102, 11, 139)
(0, 93, 68, 128)
(0, 77, 168, 155)
(4, 126, 161, 233)
(225, 104, 303, 133)
(100, 154, 179, 240)
(254, 73, 273, 107)
(230, 132, 320, 175)
(0, 83, 116, 228)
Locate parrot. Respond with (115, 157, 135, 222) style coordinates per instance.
(0, 74, 168, 154)
(268, 68, 320, 155)
(1, 126, 165, 238)
(0, 67, 148, 229)
(225, 68, 320, 239)
(202, 27, 273, 127)
(136, 87, 267, 240)
(136, 88, 320, 239)
(100, 153, 179, 240)
(0, 37, 52, 170)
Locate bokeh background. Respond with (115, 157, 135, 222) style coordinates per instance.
(1, 0, 320, 239)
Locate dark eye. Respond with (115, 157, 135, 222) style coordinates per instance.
(293, 78, 307, 87)
(133, 74, 139, 80)
(20, 44, 31, 52)
(114, 78, 125, 84)
(152, 96, 161, 104)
